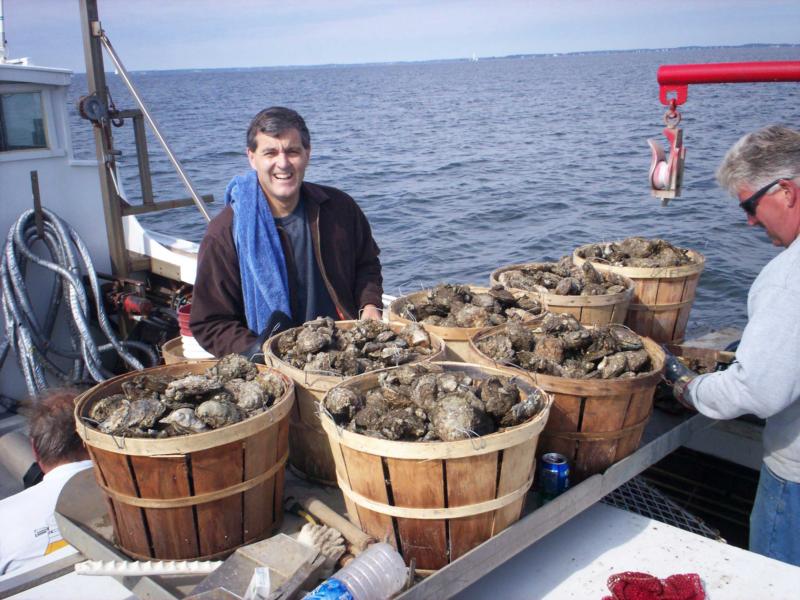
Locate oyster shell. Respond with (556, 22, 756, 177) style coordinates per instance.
(206, 354, 258, 382)
(196, 399, 244, 429)
(160, 407, 208, 434)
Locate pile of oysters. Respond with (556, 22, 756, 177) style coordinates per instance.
(86, 355, 285, 438)
(576, 237, 696, 268)
(274, 317, 435, 376)
(497, 256, 630, 296)
(475, 313, 653, 380)
(394, 284, 542, 328)
(324, 363, 546, 442)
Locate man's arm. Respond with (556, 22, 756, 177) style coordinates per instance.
(351, 205, 383, 313)
(687, 283, 800, 420)
(190, 214, 258, 357)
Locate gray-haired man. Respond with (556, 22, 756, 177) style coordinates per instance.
(665, 125, 800, 566)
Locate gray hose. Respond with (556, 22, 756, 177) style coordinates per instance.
(1, 208, 158, 401)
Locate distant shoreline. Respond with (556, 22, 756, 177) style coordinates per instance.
(71, 43, 799, 76)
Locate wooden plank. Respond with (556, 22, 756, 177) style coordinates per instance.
(129, 455, 198, 559)
(340, 445, 396, 547)
(493, 438, 538, 533)
(673, 273, 701, 342)
(540, 393, 581, 462)
(192, 440, 244, 557)
(386, 457, 448, 570)
(446, 453, 498, 561)
(574, 394, 629, 482)
(289, 387, 336, 482)
(243, 426, 275, 543)
(273, 417, 290, 528)
(651, 276, 687, 342)
(90, 447, 151, 557)
(615, 387, 655, 461)
(327, 429, 362, 528)
(581, 303, 613, 326)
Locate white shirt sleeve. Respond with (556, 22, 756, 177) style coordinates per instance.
(687, 283, 800, 420)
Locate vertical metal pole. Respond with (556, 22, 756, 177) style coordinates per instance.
(79, 0, 129, 278)
(132, 114, 155, 206)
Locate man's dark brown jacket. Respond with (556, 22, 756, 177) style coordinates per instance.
(190, 182, 383, 356)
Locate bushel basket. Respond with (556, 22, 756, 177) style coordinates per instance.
(469, 323, 665, 482)
(74, 361, 293, 561)
(264, 320, 446, 485)
(320, 362, 552, 571)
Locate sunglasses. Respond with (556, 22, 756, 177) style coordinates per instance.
(739, 178, 792, 216)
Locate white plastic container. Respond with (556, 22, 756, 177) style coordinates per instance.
(305, 543, 407, 600)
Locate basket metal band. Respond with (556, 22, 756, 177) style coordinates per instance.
(337, 475, 533, 519)
(541, 412, 651, 442)
(98, 452, 288, 509)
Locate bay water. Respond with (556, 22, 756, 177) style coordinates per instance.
(68, 45, 800, 337)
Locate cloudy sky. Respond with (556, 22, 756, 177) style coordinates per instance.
(4, 0, 799, 72)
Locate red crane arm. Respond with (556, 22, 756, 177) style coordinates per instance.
(657, 60, 800, 105)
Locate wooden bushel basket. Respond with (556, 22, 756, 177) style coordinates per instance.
(490, 262, 634, 326)
(264, 320, 446, 485)
(74, 362, 293, 561)
(469, 324, 665, 483)
(573, 245, 705, 343)
(320, 362, 553, 572)
(387, 286, 540, 362)
(161, 337, 188, 365)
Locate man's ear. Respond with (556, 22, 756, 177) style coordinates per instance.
(783, 179, 798, 208)
(247, 148, 256, 170)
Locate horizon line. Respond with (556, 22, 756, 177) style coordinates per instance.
(63, 42, 798, 75)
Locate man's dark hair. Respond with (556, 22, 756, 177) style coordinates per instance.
(247, 107, 311, 152)
(22, 389, 87, 467)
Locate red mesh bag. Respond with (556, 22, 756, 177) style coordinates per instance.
(602, 571, 705, 600)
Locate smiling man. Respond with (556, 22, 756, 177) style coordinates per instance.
(663, 125, 800, 566)
(191, 107, 383, 357)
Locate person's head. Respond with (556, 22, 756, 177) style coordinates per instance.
(246, 107, 311, 209)
(23, 389, 88, 472)
(717, 125, 800, 247)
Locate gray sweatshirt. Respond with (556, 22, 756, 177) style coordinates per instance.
(687, 236, 800, 482)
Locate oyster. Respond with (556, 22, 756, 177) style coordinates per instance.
(500, 394, 542, 427)
(230, 380, 266, 411)
(325, 387, 364, 423)
(206, 354, 258, 382)
(99, 400, 132, 434)
(89, 393, 127, 423)
(160, 408, 208, 434)
(431, 391, 492, 441)
(479, 377, 520, 421)
(380, 408, 428, 441)
(196, 399, 244, 429)
(127, 398, 167, 429)
(164, 375, 222, 402)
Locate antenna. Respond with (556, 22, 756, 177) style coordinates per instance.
(0, 0, 29, 65)
(0, 0, 7, 63)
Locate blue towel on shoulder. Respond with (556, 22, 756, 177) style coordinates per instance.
(225, 171, 291, 333)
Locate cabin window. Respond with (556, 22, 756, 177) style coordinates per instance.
(0, 91, 47, 152)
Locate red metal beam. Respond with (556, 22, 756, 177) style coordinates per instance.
(657, 60, 800, 105)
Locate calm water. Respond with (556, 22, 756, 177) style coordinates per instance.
(68, 46, 800, 336)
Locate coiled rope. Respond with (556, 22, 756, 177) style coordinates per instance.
(1, 208, 157, 402)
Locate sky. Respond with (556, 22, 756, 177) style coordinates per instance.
(3, 0, 799, 72)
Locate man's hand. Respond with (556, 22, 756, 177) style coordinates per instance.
(360, 304, 382, 320)
(662, 349, 699, 411)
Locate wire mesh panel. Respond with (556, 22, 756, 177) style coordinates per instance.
(602, 476, 723, 541)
